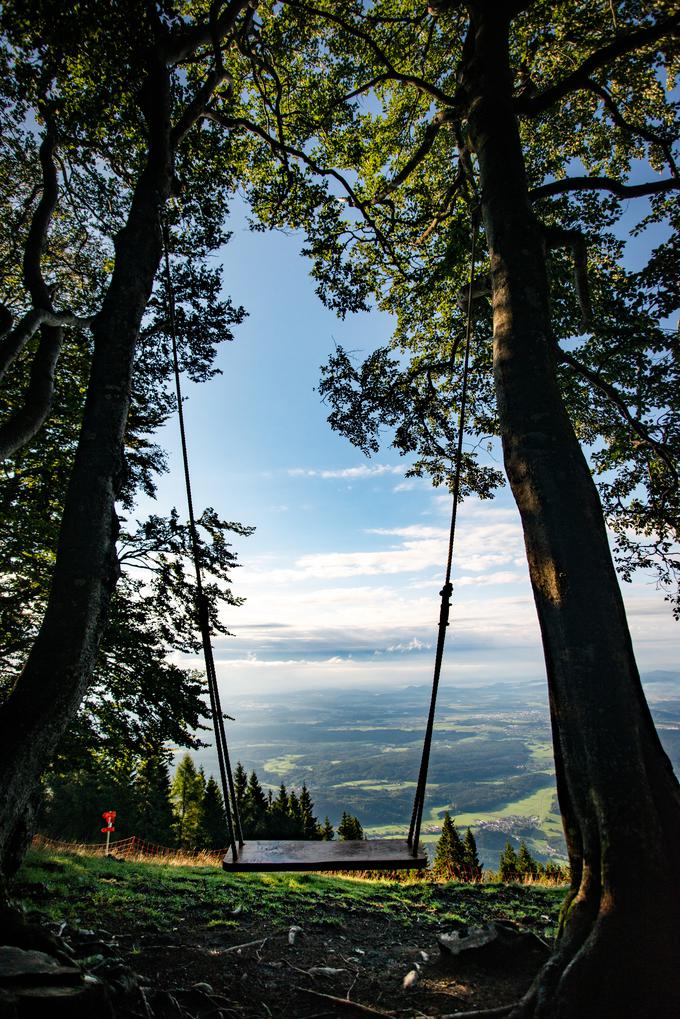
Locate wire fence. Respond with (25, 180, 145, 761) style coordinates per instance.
(32, 833, 227, 865)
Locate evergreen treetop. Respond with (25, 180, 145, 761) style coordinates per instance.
(432, 812, 466, 880)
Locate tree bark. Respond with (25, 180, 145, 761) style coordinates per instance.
(0, 55, 174, 875)
(462, 5, 680, 1017)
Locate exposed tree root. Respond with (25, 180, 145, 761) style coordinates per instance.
(295, 985, 395, 1016)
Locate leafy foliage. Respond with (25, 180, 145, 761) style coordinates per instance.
(40, 744, 175, 845)
(227, 1, 679, 611)
(0, 0, 259, 771)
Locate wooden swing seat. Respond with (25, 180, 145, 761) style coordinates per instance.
(222, 838, 427, 872)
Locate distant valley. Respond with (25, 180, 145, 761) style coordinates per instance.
(191, 673, 680, 870)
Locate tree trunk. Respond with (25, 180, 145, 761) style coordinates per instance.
(463, 6, 680, 1017)
(0, 57, 174, 877)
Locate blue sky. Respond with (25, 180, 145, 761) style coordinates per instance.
(137, 201, 679, 701)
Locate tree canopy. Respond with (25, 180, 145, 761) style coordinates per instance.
(222, 0, 679, 612)
(0, 3, 678, 1016)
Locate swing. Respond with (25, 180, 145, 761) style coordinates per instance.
(162, 215, 478, 873)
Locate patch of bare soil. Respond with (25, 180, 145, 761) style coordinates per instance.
(88, 908, 546, 1017)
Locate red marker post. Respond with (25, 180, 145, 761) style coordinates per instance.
(101, 810, 117, 855)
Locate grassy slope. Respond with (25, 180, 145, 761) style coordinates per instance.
(15, 846, 566, 941)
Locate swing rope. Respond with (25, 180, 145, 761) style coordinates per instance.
(162, 217, 243, 862)
(162, 204, 478, 868)
(408, 211, 479, 856)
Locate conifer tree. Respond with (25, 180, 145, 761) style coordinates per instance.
(337, 812, 364, 840)
(299, 783, 322, 840)
(200, 777, 229, 850)
(287, 789, 304, 837)
(463, 827, 483, 882)
(233, 762, 248, 812)
(432, 812, 466, 880)
(545, 861, 569, 883)
(243, 770, 268, 837)
(499, 841, 520, 883)
(170, 754, 205, 849)
(134, 749, 175, 845)
(517, 841, 539, 881)
(320, 817, 334, 841)
(41, 753, 138, 843)
(269, 783, 294, 838)
(273, 783, 289, 814)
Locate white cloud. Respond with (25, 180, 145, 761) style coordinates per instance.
(288, 464, 405, 480)
(201, 495, 679, 694)
(457, 571, 526, 587)
(367, 525, 448, 539)
(386, 637, 433, 653)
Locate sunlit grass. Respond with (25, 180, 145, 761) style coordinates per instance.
(16, 844, 567, 938)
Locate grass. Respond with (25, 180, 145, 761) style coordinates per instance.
(14, 845, 567, 943)
(262, 754, 305, 775)
(527, 740, 555, 763)
(452, 786, 558, 827)
(332, 779, 420, 791)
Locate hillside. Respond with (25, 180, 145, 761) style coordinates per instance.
(187, 677, 680, 869)
(7, 846, 566, 1018)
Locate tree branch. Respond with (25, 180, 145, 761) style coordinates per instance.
(202, 109, 407, 274)
(0, 325, 66, 461)
(164, 0, 252, 64)
(283, 0, 459, 107)
(171, 1, 238, 144)
(515, 14, 680, 116)
(530, 175, 680, 201)
(543, 225, 592, 327)
(416, 160, 467, 244)
(456, 272, 491, 310)
(376, 109, 458, 200)
(0, 118, 73, 459)
(23, 121, 58, 309)
(556, 347, 679, 495)
(171, 66, 231, 145)
(0, 308, 93, 383)
(583, 79, 678, 177)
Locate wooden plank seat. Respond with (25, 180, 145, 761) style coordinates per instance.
(222, 838, 427, 872)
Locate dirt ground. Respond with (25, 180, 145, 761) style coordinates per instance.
(84, 902, 548, 1017)
(11, 850, 561, 1018)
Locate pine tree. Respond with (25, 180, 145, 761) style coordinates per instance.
(242, 770, 268, 837)
(499, 841, 520, 883)
(199, 776, 229, 850)
(269, 783, 294, 838)
(337, 812, 364, 840)
(170, 754, 205, 849)
(432, 812, 466, 880)
(463, 827, 483, 882)
(233, 762, 248, 811)
(320, 816, 334, 841)
(134, 748, 175, 845)
(273, 783, 289, 814)
(299, 783, 322, 840)
(544, 860, 569, 883)
(517, 841, 539, 881)
(287, 789, 304, 837)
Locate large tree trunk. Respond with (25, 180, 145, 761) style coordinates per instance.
(463, 6, 680, 1017)
(0, 58, 174, 877)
